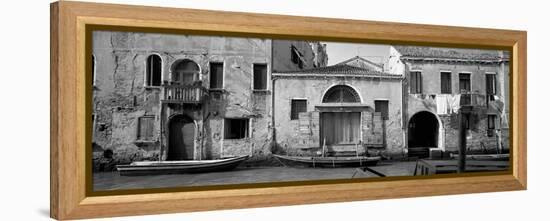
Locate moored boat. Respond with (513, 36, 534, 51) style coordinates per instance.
(273, 154, 381, 168)
(450, 153, 509, 161)
(116, 155, 249, 176)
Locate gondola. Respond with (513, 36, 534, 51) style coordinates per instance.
(273, 154, 381, 168)
(116, 155, 249, 176)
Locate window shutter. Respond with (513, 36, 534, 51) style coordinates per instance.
(441, 72, 452, 94)
(253, 64, 267, 90)
(210, 62, 223, 89)
(419, 72, 423, 93)
(138, 116, 155, 141)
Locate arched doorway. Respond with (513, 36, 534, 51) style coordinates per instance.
(408, 111, 439, 158)
(171, 59, 200, 85)
(167, 115, 195, 160)
(320, 85, 362, 147)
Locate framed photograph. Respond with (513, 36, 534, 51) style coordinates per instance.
(50, 1, 527, 220)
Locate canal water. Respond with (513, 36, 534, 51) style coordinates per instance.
(93, 161, 417, 191)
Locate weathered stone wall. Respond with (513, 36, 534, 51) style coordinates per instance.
(273, 77, 404, 156)
(92, 31, 274, 165)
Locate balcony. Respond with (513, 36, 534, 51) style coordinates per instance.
(459, 92, 486, 107)
(162, 84, 208, 104)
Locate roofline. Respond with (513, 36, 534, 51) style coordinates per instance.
(400, 56, 509, 63)
(272, 72, 404, 80)
(336, 56, 383, 68)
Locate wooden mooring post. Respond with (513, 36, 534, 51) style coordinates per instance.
(457, 106, 473, 173)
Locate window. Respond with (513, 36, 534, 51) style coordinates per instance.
(440, 72, 452, 94)
(291, 46, 304, 69)
(172, 59, 200, 85)
(290, 99, 307, 120)
(322, 85, 361, 103)
(146, 54, 162, 86)
(410, 71, 422, 94)
(459, 73, 471, 93)
(375, 100, 389, 120)
(224, 119, 249, 139)
(253, 64, 267, 90)
(291, 46, 300, 64)
(486, 73, 497, 95)
(137, 116, 155, 141)
(209, 62, 223, 89)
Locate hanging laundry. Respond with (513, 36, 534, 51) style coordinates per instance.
(435, 94, 448, 114)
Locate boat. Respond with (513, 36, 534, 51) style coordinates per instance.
(414, 159, 509, 176)
(116, 155, 249, 176)
(273, 154, 381, 168)
(450, 153, 509, 161)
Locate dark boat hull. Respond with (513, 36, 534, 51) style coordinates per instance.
(116, 155, 249, 176)
(273, 154, 381, 168)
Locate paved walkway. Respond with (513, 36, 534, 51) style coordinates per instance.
(93, 161, 418, 191)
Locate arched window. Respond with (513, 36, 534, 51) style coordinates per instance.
(146, 54, 162, 86)
(322, 85, 361, 103)
(172, 59, 200, 85)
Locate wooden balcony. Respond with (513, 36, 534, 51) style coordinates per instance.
(162, 84, 208, 104)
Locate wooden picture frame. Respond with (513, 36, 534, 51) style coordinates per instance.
(50, 1, 527, 220)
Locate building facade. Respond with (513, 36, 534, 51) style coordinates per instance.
(92, 31, 509, 168)
(92, 31, 327, 166)
(272, 60, 405, 158)
(387, 46, 509, 158)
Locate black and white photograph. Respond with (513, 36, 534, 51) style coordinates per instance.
(91, 31, 510, 191)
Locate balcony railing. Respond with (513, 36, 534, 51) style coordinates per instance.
(162, 84, 208, 104)
(459, 92, 486, 107)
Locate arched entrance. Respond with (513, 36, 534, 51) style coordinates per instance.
(408, 111, 439, 158)
(320, 85, 362, 147)
(167, 115, 195, 160)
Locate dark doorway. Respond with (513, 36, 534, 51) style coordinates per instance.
(408, 111, 439, 158)
(168, 115, 195, 160)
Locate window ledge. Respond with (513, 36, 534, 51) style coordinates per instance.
(252, 89, 271, 94)
(223, 138, 250, 141)
(209, 88, 226, 92)
(144, 86, 162, 90)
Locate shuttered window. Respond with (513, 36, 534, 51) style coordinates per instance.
(486, 73, 497, 95)
(375, 100, 389, 120)
(137, 116, 155, 141)
(440, 72, 452, 94)
(459, 73, 471, 93)
(290, 99, 307, 120)
(410, 71, 422, 94)
(209, 62, 223, 89)
(253, 64, 267, 90)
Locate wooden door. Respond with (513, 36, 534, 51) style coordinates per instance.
(321, 112, 360, 145)
(168, 116, 195, 160)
